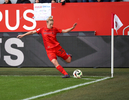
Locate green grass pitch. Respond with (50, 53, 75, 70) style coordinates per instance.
(0, 68, 129, 100)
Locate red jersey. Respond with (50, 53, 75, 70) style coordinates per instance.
(36, 27, 62, 50)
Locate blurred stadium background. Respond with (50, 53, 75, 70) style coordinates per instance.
(0, 0, 35, 4)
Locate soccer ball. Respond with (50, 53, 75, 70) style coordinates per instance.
(73, 69, 82, 78)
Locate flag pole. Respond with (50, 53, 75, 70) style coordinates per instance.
(111, 13, 114, 78)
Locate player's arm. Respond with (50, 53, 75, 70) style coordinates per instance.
(17, 30, 37, 38)
(62, 23, 77, 33)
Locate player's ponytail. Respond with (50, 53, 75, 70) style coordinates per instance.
(47, 16, 53, 23)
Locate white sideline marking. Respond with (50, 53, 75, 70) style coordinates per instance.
(22, 77, 110, 100)
(82, 78, 97, 80)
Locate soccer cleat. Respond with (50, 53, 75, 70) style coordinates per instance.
(62, 75, 70, 78)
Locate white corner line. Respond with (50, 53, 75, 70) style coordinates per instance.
(22, 77, 110, 100)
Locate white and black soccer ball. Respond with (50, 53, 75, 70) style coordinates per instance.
(73, 69, 82, 78)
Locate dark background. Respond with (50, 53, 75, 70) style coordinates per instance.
(0, 32, 129, 68)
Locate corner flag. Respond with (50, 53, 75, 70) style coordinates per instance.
(112, 14, 123, 32)
(111, 14, 123, 78)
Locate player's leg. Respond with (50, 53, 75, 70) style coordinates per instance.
(56, 45, 72, 63)
(46, 50, 70, 78)
(51, 59, 68, 75)
(65, 53, 72, 63)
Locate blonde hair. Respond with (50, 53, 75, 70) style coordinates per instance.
(47, 16, 53, 23)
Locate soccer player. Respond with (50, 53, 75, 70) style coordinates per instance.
(17, 16, 77, 78)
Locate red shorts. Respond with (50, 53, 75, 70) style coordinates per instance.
(46, 45, 69, 61)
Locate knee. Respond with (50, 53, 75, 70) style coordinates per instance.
(51, 59, 59, 67)
(67, 60, 71, 63)
(65, 57, 71, 63)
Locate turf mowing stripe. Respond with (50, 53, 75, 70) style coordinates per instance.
(22, 77, 110, 100)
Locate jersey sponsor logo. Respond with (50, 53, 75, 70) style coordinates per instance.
(44, 32, 51, 34)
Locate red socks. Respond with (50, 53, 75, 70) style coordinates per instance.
(56, 65, 68, 75)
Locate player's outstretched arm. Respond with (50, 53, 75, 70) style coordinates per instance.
(62, 23, 77, 33)
(17, 30, 37, 38)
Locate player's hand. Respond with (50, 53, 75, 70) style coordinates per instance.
(73, 23, 77, 29)
(17, 35, 24, 38)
